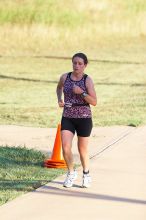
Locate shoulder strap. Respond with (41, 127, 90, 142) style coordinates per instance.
(83, 74, 88, 88)
(63, 72, 71, 85)
(65, 72, 71, 80)
(68, 72, 72, 77)
(66, 72, 71, 80)
(84, 74, 88, 80)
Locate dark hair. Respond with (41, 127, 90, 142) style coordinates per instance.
(72, 52, 88, 65)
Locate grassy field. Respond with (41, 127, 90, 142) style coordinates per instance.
(0, 0, 146, 127)
(0, 0, 146, 56)
(0, 146, 65, 206)
(1, 0, 145, 26)
(0, 48, 146, 128)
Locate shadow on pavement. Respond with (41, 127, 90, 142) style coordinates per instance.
(36, 183, 146, 206)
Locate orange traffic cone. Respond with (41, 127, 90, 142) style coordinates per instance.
(44, 124, 67, 168)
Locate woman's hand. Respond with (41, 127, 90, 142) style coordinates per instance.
(58, 99, 64, 107)
(72, 84, 84, 94)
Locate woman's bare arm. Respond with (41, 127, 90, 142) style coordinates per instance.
(56, 73, 67, 107)
(83, 76, 97, 106)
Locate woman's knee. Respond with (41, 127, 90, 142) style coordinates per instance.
(62, 144, 71, 155)
(78, 148, 88, 157)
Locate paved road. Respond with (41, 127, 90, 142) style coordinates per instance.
(0, 125, 146, 220)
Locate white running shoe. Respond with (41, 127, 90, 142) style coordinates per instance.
(63, 170, 77, 188)
(82, 173, 92, 188)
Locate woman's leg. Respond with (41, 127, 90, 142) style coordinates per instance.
(78, 136, 92, 187)
(61, 130, 74, 172)
(77, 136, 90, 172)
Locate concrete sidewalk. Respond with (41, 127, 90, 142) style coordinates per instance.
(0, 126, 146, 220)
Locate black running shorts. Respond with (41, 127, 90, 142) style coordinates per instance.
(61, 117, 93, 137)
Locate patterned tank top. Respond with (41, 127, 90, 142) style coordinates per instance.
(63, 72, 92, 118)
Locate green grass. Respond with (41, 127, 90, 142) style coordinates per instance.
(0, 0, 145, 26)
(0, 0, 86, 27)
(0, 0, 146, 56)
(0, 43, 146, 128)
(0, 146, 65, 206)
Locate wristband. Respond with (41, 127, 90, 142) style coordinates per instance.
(81, 92, 88, 98)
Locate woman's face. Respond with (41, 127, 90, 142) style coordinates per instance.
(72, 56, 87, 74)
